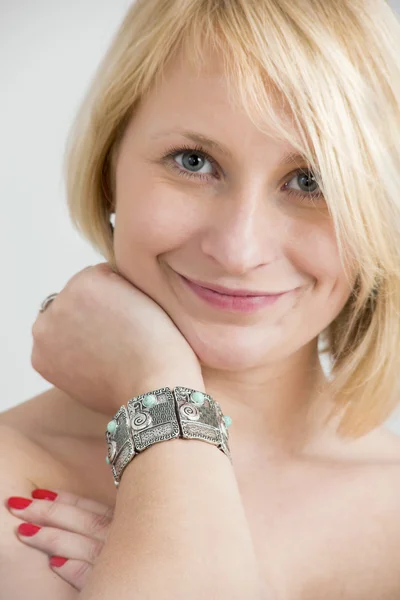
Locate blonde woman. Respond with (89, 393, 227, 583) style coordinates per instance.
(1, 0, 400, 598)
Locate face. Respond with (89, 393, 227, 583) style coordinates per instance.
(112, 48, 354, 373)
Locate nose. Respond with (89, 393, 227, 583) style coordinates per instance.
(200, 191, 282, 276)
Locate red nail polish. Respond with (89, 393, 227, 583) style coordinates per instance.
(32, 489, 58, 501)
(7, 497, 33, 510)
(50, 556, 68, 567)
(18, 522, 41, 536)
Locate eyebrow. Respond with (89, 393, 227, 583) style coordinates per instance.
(150, 128, 306, 166)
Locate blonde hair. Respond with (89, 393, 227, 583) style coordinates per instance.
(63, 0, 400, 438)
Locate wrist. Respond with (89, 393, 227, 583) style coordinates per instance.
(106, 379, 232, 487)
(133, 373, 206, 397)
(116, 368, 205, 406)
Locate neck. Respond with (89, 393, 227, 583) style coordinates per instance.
(201, 340, 336, 463)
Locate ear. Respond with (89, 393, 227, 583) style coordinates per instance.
(109, 212, 115, 233)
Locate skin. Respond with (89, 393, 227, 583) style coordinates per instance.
(111, 45, 356, 462)
(6, 45, 400, 600)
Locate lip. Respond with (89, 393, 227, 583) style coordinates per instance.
(178, 274, 293, 313)
(179, 277, 289, 297)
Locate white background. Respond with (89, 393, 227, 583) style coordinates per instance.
(1, 0, 400, 434)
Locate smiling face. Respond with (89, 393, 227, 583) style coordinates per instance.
(112, 48, 355, 372)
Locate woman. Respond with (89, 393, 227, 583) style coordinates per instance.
(1, 0, 400, 597)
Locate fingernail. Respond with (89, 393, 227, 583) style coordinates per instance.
(7, 497, 33, 510)
(50, 556, 68, 567)
(32, 489, 58, 501)
(18, 522, 41, 537)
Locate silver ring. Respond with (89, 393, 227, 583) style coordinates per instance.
(39, 293, 59, 313)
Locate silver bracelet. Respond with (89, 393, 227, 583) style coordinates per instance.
(105, 386, 233, 487)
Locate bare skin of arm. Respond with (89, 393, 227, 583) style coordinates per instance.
(79, 374, 268, 600)
(0, 425, 78, 600)
(19, 265, 269, 598)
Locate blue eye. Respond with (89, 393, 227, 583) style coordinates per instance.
(176, 150, 213, 175)
(283, 170, 324, 202)
(161, 144, 324, 203)
(163, 144, 219, 181)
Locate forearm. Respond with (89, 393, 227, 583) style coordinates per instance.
(79, 378, 265, 599)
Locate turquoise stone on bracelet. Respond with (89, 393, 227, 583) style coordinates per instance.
(106, 456, 110, 464)
(223, 415, 232, 428)
(107, 420, 117, 434)
(143, 393, 157, 408)
(190, 391, 205, 406)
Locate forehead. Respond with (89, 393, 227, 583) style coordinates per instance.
(134, 47, 299, 152)
(142, 50, 242, 121)
(148, 46, 284, 115)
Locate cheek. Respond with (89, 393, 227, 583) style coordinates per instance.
(288, 218, 343, 281)
(288, 221, 355, 315)
(113, 181, 200, 274)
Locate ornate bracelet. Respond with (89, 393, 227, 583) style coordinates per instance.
(105, 386, 233, 487)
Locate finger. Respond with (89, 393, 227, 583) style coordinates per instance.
(7, 497, 112, 542)
(16, 522, 104, 566)
(49, 556, 93, 592)
(32, 488, 115, 518)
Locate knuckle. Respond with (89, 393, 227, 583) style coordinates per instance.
(30, 346, 41, 372)
(87, 539, 104, 563)
(65, 263, 118, 310)
(87, 511, 111, 537)
(45, 528, 64, 552)
(68, 270, 101, 306)
(31, 354, 50, 379)
(45, 498, 61, 521)
(103, 506, 115, 522)
(30, 338, 51, 377)
(70, 560, 92, 586)
(93, 262, 113, 275)
(31, 316, 46, 340)
(88, 262, 119, 285)
(30, 341, 48, 369)
(31, 317, 38, 337)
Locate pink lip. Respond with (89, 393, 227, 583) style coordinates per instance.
(180, 278, 289, 296)
(178, 274, 292, 313)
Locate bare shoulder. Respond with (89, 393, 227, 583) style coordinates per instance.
(359, 425, 400, 462)
(0, 423, 45, 481)
(0, 425, 77, 598)
(0, 386, 107, 442)
(0, 386, 86, 436)
(343, 425, 400, 509)
(0, 390, 117, 506)
(319, 419, 400, 465)
(314, 421, 400, 503)
(0, 423, 72, 492)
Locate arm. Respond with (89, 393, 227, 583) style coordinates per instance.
(79, 374, 266, 600)
(29, 265, 268, 598)
(0, 425, 78, 600)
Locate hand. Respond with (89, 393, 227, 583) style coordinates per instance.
(31, 262, 205, 414)
(7, 488, 112, 592)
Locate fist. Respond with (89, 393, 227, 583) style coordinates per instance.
(31, 263, 204, 414)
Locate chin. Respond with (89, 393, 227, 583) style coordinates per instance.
(180, 320, 287, 371)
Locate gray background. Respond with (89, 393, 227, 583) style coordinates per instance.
(1, 0, 400, 434)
